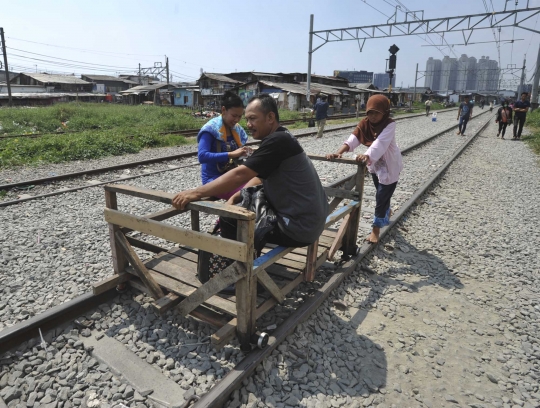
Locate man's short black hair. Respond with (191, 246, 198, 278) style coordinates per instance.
(521, 92, 529, 96)
(321, 95, 328, 101)
(248, 93, 279, 122)
(464, 95, 470, 99)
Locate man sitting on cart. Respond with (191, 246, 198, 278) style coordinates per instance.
(172, 94, 329, 248)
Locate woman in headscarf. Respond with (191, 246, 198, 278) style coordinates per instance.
(197, 91, 255, 200)
(326, 94, 403, 243)
(495, 100, 513, 139)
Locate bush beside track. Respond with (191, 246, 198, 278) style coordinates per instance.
(524, 108, 540, 156)
(0, 103, 306, 168)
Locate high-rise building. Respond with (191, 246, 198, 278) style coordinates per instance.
(440, 56, 458, 91)
(477, 56, 499, 91)
(333, 70, 374, 83)
(456, 54, 477, 91)
(425, 57, 442, 91)
(425, 54, 499, 91)
(373, 73, 396, 89)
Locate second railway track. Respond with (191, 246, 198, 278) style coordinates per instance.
(0, 108, 461, 207)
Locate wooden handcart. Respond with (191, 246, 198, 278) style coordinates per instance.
(93, 155, 365, 350)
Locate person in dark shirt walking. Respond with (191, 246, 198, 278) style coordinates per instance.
(495, 100, 513, 139)
(512, 92, 531, 140)
(312, 95, 329, 138)
(456, 95, 474, 136)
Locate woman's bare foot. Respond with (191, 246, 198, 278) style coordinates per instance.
(366, 227, 381, 244)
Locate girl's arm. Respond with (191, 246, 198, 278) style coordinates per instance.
(364, 122, 396, 164)
(198, 132, 229, 164)
(326, 134, 358, 159)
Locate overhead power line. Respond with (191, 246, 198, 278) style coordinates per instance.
(7, 47, 136, 70)
(6, 36, 163, 57)
(8, 36, 234, 73)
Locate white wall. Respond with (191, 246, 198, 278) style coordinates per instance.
(0, 85, 47, 93)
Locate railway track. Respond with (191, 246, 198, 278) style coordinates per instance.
(0, 110, 493, 407)
(0, 108, 458, 207)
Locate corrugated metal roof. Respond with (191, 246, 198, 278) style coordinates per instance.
(200, 73, 242, 84)
(0, 92, 106, 99)
(17, 73, 91, 85)
(81, 74, 128, 82)
(258, 80, 311, 96)
(119, 83, 170, 95)
(349, 83, 377, 90)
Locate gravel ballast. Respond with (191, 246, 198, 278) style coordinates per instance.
(2, 110, 521, 408)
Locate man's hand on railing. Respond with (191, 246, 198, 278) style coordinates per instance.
(172, 189, 201, 210)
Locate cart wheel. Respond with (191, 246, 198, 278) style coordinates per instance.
(256, 332, 269, 349)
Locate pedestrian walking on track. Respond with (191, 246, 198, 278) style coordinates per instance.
(425, 97, 432, 116)
(456, 95, 474, 136)
(512, 92, 531, 140)
(312, 95, 329, 138)
(326, 94, 403, 244)
(495, 101, 513, 139)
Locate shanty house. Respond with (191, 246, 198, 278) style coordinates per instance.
(198, 73, 242, 107)
(80, 75, 137, 94)
(172, 84, 200, 107)
(10, 73, 93, 92)
(119, 83, 172, 105)
(0, 71, 17, 83)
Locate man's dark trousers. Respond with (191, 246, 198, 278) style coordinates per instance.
(513, 116, 526, 139)
(459, 116, 469, 135)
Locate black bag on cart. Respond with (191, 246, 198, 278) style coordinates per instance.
(197, 185, 277, 284)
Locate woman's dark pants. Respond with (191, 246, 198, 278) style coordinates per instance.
(371, 173, 397, 227)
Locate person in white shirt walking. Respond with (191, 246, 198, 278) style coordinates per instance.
(425, 97, 433, 116)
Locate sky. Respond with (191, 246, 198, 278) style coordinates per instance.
(2, 0, 540, 89)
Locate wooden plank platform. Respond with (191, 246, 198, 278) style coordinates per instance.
(126, 228, 337, 330)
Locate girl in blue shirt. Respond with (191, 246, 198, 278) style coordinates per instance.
(197, 91, 250, 199)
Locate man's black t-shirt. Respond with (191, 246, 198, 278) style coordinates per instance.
(242, 126, 328, 244)
(244, 127, 302, 178)
(513, 100, 530, 119)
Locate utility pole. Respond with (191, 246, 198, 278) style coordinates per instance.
(0, 27, 13, 107)
(306, 14, 314, 102)
(531, 44, 540, 110)
(166, 56, 169, 88)
(519, 56, 526, 96)
(413, 63, 418, 109)
(138, 63, 141, 85)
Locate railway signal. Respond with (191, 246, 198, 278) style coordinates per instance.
(386, 44, 399, 94)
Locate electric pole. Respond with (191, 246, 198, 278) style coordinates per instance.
(519, 56, 526, 96)
(166, 56, 169, 88)
(413, 63, 419, 108)
(0, 27, 13, 107)
(531, 44, 540, 110)
(138, 63, 141, 85)
(307, 14, 314, 102)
